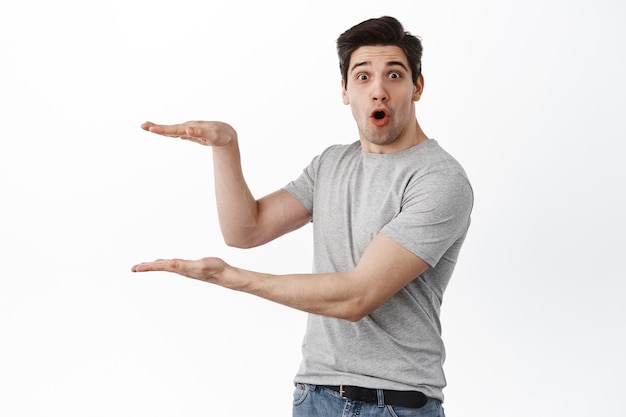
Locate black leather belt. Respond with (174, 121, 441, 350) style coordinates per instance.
(323, 385, 427, 409)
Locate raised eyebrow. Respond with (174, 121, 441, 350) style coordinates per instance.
(350, 60, 410, 74)
(387, 61, 410, 72)
(350, 61, 370, 73)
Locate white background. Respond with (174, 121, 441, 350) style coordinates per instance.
(1, 1, 624, 416)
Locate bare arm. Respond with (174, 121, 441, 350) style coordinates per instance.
(141, 121, 311, 247)
(132, 233, 429, 322)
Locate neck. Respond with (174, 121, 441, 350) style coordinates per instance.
(362, 119, 429, 154)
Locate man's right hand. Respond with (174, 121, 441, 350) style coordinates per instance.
(141, 121, 237, 148)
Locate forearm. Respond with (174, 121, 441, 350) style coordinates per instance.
(222, 266, 369, 322)
(211, 138, 312, 249)
(211, 139, 261, 248)
(218, 233, 429, 321)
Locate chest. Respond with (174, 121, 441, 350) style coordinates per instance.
(312, 158, 410, 238)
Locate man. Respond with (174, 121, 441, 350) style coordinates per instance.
(132, 16, 473, 417)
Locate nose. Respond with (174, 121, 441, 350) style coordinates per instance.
(372, 79, 388, 102)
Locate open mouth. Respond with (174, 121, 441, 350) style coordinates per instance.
(370, 109, 389, 126)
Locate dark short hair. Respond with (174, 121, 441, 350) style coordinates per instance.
(337, 16, 423, 89)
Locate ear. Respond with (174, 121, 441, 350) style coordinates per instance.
(341, 79, 350, 105)
(413, 74, 424, 101)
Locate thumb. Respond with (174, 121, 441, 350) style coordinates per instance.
(186, 126, 200, 137)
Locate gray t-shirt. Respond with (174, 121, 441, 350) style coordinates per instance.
(283, 139, 473, 401)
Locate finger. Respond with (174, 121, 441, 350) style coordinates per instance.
(131, 261, 156, 272)
(131, 258, 190, 273)
(131, 259, 172, 272)
(141, 122, 191, 138)
(140, 121, 155, 131)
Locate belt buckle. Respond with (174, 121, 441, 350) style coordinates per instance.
(339, 385, 347, 400)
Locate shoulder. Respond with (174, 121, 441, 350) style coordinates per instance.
(319, 141, 361, 159)
(418, 139, 465, 167)
(403, 140, 474, 207)
(307, 141, 362, 170)
(412, 140, 471, 184)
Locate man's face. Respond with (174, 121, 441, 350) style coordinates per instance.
(342, 45, 423, 153)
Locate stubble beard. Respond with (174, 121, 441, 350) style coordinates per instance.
(362, 122, 404, 147)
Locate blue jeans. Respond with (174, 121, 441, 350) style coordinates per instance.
(292, 384, 446, 417)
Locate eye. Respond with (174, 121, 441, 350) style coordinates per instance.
(357, 73, 369, 81)
(389, 71, 401, 79)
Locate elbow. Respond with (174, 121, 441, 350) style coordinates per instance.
(221, 226, 263, 249)
(335, 299, 375, 322)
(222, 235, 245, 248)
(340, 309, 371, 323)
(224, 241, 248, 249)
(223, 236, 260, 249)
(343, 312, 367, 323)
(326, 281, 383, 322)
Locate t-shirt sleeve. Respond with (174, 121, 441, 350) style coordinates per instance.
(282, 154, 320, 214)
(381, 170, 474, 267)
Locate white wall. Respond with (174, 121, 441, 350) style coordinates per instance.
(1, 1, 624, 415)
